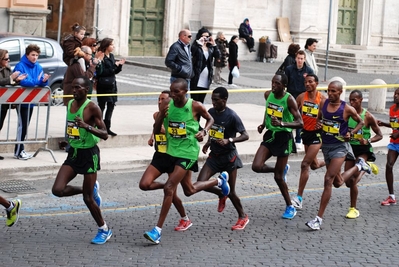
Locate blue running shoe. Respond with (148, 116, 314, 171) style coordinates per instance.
(282, 205, 297, 219)
(283, 164, 290, 183)
(144, 227, 161, 244)
(93, 181, 102, 207)
(218, 171, 230, 196)
(91, 228, 112, 244)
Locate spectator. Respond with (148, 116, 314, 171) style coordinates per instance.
(228, 35, 239, 87)
(82, 37, 101, 97)
(304, 38, 319, 75)
(190, 27, 220, 103)
(285, 50, 314, 149)
(0, 49, 27, 160)
(63, 46, 102, 105)
(13, 44, 50, 160)
(96, 38, 125, 137)
(62, 23, 86, 66)
(165, 29, 194, 86)
(213, 32, 229, 84)
(239, 18, 256, 52)
(276, 43, 300, 73)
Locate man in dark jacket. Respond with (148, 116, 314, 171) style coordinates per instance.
(165, 29, 194, 87)
(285, 50, 314, 148)
(238, 18, 256, 52)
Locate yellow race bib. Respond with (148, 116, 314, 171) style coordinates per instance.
(209, 124, 225, 140)
(267, 103, 284, 119)
(155, 134, 167, 153)
(322, 119, 340, 136)
(168, 121, 187, 138)
(67, 120, 80, 140)
(390, 117, 399, 130)
(302, 101, 319, 118)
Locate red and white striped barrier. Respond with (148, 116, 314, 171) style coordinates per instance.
(0, 87, 51, 104)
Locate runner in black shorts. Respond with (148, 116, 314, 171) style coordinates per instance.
(252, 74, 303, 220)
(261, 130, 296, 156)
(344, 90, 382, 219)
(291, 74, 326, 210)
(51, 76, 112, 244)
(184, 87, 249, 230)
(139, 90, 193, 232)
(63, 145, 101, 174)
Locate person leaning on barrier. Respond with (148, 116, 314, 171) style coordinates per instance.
(13, 44, 50, 160)
(0, 48, 27, 160)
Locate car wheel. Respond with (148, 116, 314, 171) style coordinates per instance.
(50, 82, 64, 106)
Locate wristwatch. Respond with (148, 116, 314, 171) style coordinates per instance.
(228, 137, 234, 143)
(87, 126, 93, 131)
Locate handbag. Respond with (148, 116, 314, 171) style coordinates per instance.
(232, 66, 240, 78)
(98, 76, 116, 86)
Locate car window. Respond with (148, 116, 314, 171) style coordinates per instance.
(24, 39, 54, 59)
(0, 39, 21, 62)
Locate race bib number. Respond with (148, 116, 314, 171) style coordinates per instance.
(267, 103, 283, 119)
(322, 119, 340, 136)
(67, 120, 80, 140)
(349, 127, 363, 140)
(209, 124, 225, 140)
(168, 121, 187, 138)
(302, 101, 319, 118)
(390, 117, 399, 130)
(155, 134, 167, 153)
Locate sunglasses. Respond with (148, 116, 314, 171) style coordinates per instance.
(2, 58, 10, 61)
(187, 35, 192, 38)
(91, 44, 97, 47)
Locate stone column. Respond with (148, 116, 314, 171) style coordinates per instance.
(368, 79, 387, 113)
(7, 8, 50, 37)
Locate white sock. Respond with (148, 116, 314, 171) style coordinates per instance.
(99, 222, 108, 231)
(356, 163, 362, 171)
(316, 216, 323, 223)
(390, 194, 395, 200)
(217, 178, 222, 187)
(182, 215, 189, 221)
(6, 201, 14, 211)
(155, 226, 162, 234)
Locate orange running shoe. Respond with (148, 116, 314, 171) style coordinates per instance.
(218, 196, 228, 212)
(174, 219, 193, 231)
(231, 215, 249, 230)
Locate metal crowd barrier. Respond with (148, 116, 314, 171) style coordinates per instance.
(0, 86, 56, 162)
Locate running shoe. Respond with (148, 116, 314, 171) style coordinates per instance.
(6, 199, 21, 227)
(218, 196, 228, 212)
(381, 196, 396, 206)
(14, 150, 33, 160)
(93, 181, 102, 207)
(283, 164, 290, 182)
(231, 215, 249, 230)
(346, 207, 360, 219)
(91, 228, 112, 244)
(291, 195, 303, 209)
(282, 205, 297, 219)
(355, 158, 371, 174)
(305, 217, 322, 230)
(368, 162, 379, 175)
(144, 227, 161, 244)
(174, 219, 193, 231)
(218, 171, 230, 196)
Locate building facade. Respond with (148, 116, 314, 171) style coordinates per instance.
(0, 0, 398, 56)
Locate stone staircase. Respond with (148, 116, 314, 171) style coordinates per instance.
(314, 47, 399, 75)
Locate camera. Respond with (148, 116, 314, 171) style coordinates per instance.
(204, 37, 210, 42)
